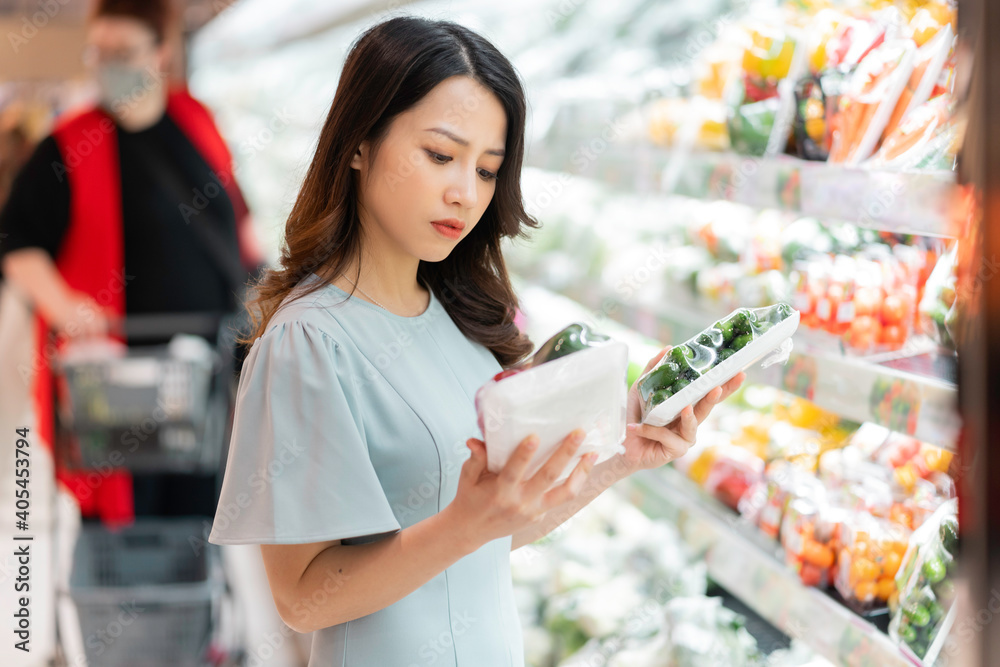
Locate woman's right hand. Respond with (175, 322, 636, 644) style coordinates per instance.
(446, 429, 598, 550)
(44, 289, 112, 338)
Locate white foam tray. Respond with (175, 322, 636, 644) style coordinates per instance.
(642, 311, 800, 427)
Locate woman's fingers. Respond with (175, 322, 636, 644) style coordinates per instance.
(498, 434, 539, 486)
(541, 451, 598, 510)
(693, 386, 723, 423)
(674, 404, 698, 443)
(720, 372, 746, 401)
(523, 429, 585, 497)
(462, 438, 488, 482)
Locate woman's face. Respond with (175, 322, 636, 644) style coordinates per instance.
(351, 75, 507, 263)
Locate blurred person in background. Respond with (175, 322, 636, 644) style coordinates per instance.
(0, 0, 264, 526)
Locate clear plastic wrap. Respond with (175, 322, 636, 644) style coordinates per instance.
(475, 323, 628, 482)
(834, 512, 910, 613)
(918, 242, 959, 350)
(828, 40, 916, 165)
(780, 492, 846, 589)
(638, 304, 799, 427)
(889, 499, 958, 663)
(702, 444, 765, 511)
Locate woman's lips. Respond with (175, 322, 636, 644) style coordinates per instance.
(430, 220, 463, 239)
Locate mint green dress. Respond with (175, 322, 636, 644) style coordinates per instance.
(208, 272, 524, 666)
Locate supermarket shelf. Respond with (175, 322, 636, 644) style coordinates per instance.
(516, 282, 960, 451)
(622, 466, 922, 667)
(526, 141, 957, 238)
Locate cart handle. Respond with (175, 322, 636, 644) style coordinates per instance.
(107, 312, 235, 341)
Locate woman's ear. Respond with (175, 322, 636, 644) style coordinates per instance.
(350, 140, 369, 171)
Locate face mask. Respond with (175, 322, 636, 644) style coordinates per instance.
(95, 64, 150, 111)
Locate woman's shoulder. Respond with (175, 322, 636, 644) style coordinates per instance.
(252, 281, 353, 350)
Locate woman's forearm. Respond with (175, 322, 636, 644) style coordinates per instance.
(1, 248, 71, 318)
(276, 505, 481, 633)
(510, 454, 637, 551)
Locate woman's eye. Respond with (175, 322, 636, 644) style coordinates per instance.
(478, 168, 498, 181)
(426, 150, 451, 164)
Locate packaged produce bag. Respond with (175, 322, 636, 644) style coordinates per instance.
(889, 498, 958, 663)
(834, 512, 910, 612)
(828, 40, 916, 165)
(475, 323, 628, 483)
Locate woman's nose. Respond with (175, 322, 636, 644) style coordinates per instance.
(445, 168, 478, 209)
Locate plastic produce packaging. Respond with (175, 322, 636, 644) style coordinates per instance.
(780, 492, 846, 589)
(703, 444, 765, 511)
(889, 499, 958, 663)
(476, 323, 628, 483)
(828, 39, 916, 165)
(637, 304, 799, 427)
(918, 242, 958, 350)
(834, 512, 910, 612)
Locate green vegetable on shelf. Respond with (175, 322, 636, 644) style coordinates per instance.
(921, 557, 947, 585)
(940, 518, 959, 556)
(904, 602, 931, 628)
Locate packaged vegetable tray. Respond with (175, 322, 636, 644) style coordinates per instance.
(476, 323, 628, 483)
(637, 304, 799, 427)
(889, 499, 958, 663)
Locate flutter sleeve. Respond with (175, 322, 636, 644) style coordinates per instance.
(208, 318, 401, 544)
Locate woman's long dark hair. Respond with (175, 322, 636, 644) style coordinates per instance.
(239, 16, 538, 368)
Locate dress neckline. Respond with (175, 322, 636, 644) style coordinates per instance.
(307, 272, 438, 322)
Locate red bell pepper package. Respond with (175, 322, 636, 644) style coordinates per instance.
(702, 444, 764, 511)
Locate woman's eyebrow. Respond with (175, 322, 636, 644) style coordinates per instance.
(424, 127, 505, 157)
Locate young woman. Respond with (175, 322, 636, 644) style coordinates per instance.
(207, 16, 743, 665)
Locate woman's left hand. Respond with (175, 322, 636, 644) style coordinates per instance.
(616, 347, 745, 474)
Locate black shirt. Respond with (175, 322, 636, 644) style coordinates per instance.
(0, 111, 240, 317)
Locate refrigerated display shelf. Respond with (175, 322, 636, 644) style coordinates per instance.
(516, 281, 959, 451)
(526, 140, 957, 238)
(623, 466, 923, 667)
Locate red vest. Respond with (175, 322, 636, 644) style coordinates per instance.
(33, 86, 262, 526)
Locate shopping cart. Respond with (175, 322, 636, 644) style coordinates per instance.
(54, 312, 239, 473)
(51, 312, 249, 667)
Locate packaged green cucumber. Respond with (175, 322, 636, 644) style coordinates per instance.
(637, 303, 799, 426)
